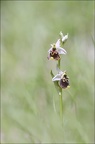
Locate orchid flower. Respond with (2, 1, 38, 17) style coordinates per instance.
(52, 68, 70, 89)
(47, 39, 67, 60)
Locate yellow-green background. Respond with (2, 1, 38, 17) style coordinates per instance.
(1, 1, 94, 143)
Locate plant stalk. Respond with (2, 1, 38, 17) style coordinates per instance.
(58, 59, 63, 123)
(59, 89, 63, 123)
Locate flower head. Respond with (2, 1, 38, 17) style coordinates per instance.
(47, 39, 67, 60)
(60, 31, 68, 43)
(52, 69, 70, 89)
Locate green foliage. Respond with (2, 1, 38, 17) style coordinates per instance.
(1, 1, 94, 143)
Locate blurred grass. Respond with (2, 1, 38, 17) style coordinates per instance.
(1, 1, 94, 143)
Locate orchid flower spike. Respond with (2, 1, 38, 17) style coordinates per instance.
(52, 69, 70, 89)
(60, 31, 68, 43)
(47, 39, 67, 60)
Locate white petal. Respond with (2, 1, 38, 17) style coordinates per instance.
(51, 44, 53, 47)
(48, 47, 52, 53)
(56, 39, 60, 48)
(57, 47, 67, 54)
(52, 73, 62, 81)
(60, 31, 64, 38)
(62, 34, 68, 42)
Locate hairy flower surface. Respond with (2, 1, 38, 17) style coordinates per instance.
(52, 69, 70, 89)
(47, 39, 67, 60)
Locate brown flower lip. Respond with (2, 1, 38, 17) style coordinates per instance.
(59, 74, 70, 89)
(49, 48, 60, 60)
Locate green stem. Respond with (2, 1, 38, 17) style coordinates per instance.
(59, 89, 63, 123)
(58, 59, 63, 123)
(58, 59, 60, 69)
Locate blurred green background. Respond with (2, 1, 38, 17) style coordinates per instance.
(1, 1, 94, 143)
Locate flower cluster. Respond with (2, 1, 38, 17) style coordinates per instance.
(47, 32, 70, 89)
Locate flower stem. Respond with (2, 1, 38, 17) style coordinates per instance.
(58, 59, 63, 123)
(59, 89, 63, 123)
(58, 59, 60, 69)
